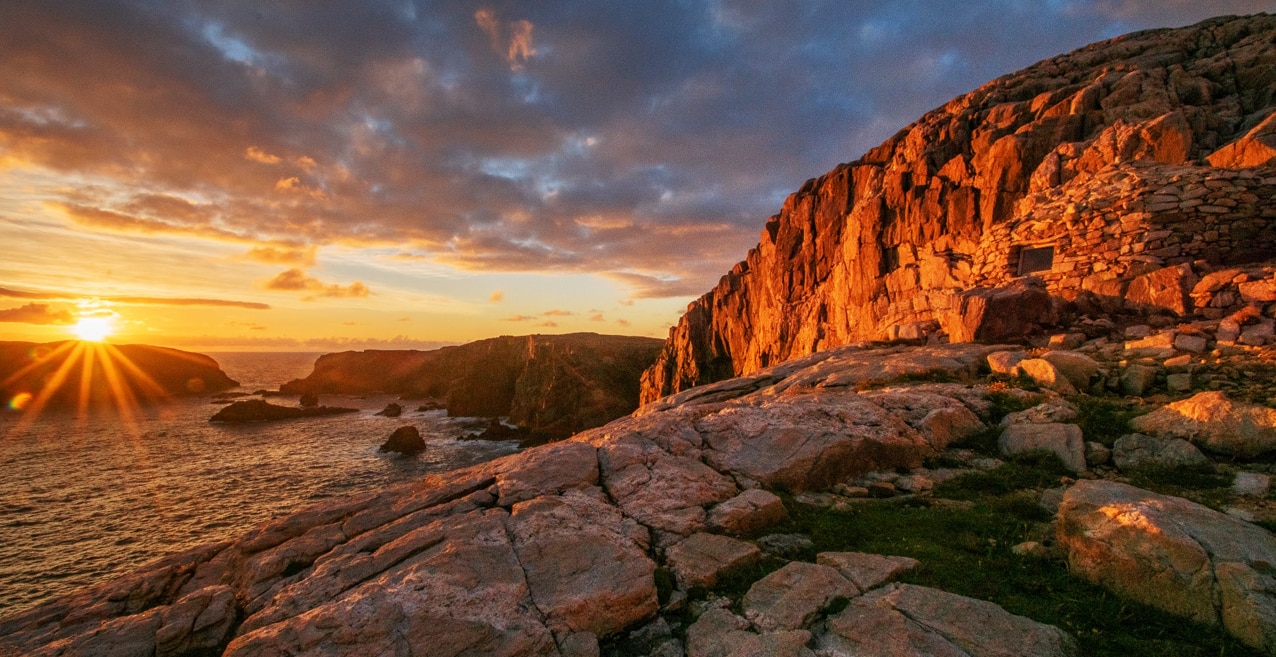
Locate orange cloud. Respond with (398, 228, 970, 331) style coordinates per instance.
(263, 268, 372, 300)
(489, 290, 504, 302)
(243, 245, 318, 267)
(543, 309, 574, 316)
(475, 8, 536, 70)
(589, 313, 604, 322)
(245, 146, 282, 164)
(502, 314, 536, 322)
(0, 303, 75, 325)
(538, 320, 558, 327)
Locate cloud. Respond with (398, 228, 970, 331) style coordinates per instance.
(475, 9, 536, 70)
(543, 309, 574, 316)
(4, 0, 1269, 311)
(0, 303, 75, 325)
(588, 313, 604, 322)
(245, 146, 281, 164)
(242, 245, 318, 267)
(502, 314, 536, 322)
(538, 320, 558, 327)
(263, 268, 372, 299)
(227, 320, 267, 330)
(615, 318, 631, 327)
(157, 334, 454, 351)
(489, 290, 504, 302)
(0, 286, 269, 309)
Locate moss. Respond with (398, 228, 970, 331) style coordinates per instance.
(654, 567, 675, 605)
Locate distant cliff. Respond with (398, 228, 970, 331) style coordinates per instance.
(641, 14, 1276, 404)
(281, 333, 664, 438)
(0, 341, 238, 410)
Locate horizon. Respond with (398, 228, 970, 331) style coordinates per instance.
(1, 1, 1270, 353)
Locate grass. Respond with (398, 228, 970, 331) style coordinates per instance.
(737, 492, 1264, 657)
(1072, 396, 1147, 446)
(1123, 465, 1236, 511)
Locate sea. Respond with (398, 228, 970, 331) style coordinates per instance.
(0, 352, 520, 616)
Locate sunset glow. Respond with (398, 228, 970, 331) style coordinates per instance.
(71, 317, 114, 342)
(1, 2, 1265, 351)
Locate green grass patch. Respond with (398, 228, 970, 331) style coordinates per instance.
(738, 492, 1262, 657)
(1073, 397, 1146, 446)
(1123, 466, 1235, 511)
(933, 460, 1069, 500)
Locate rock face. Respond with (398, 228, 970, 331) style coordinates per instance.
(0, 340, 238, 411)
(0, 341, 1035, 657)
(1057, 480, 1276, 652)
(281, 332, 663, 438)
(641, 14, 1276, 404)
(209, 399, 358, 423)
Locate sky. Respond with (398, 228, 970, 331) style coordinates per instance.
(0, 1, 1270, 352)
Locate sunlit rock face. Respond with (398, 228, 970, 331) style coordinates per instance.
(641, 14, 1276, 404)
(0, 340, 238, 411)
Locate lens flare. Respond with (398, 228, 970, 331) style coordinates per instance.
(8, 392, 32, 411)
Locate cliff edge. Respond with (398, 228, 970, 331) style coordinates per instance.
(280, 333, 663, 438)
(641, 13, 1276, 404)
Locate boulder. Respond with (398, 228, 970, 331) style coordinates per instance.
(298, 392, 318, 407)
(1017, 359, 1077, 395)
(378, 425, 426, 454)
(946, 282, 1054, 344)
(816, 583, 1079, 657)
(1233, 472, 1272, 498)
(999, 423, 1086, 473)
(664, 533, 761, 589)
(987, 350, 1027, 375)
(707, 489, 788, 536)
(209, 399, 358, 423)
(1126, 263, 1196, 316)
(1112, 433, 1209, 470)
(741, 562, 859, 631)
(375, 402, 403, 417)
(1119, 364, 1159, 397)
(1040, 351, 1101, 391)
(1129, 391, 1276, 458)
(1000, 399, 1078, 427)
(1057, 480, 1276, 651)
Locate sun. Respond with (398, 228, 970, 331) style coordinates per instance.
(71, 316, 114, 342)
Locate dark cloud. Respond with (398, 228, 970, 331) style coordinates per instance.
(3, 1, 1270, 297)
(0, 303, 75, 325)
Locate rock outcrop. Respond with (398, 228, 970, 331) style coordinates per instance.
(281, 332, 663, 438)
(642, 14, 1276, 404)
(208, 399, 358, 423)
(0, 340, 238, 411)
(0, 341, 1050, 657)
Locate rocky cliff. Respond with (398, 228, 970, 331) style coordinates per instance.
(280, 333, 664, 438)
(641, 13, 1276, 404)
(0, 341, 237, 411)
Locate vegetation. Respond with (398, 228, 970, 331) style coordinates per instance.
(719, 489, 1264, 657)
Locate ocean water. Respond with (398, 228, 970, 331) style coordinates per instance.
(0, 352, 519, 615)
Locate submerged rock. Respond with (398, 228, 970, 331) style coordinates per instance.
(375, 402, 402, 417)
(209, 399, 358, 423)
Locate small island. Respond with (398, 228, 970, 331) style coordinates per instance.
(209, 399, 358, 423)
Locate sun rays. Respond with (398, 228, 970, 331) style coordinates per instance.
(1, 340, 171, 437)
